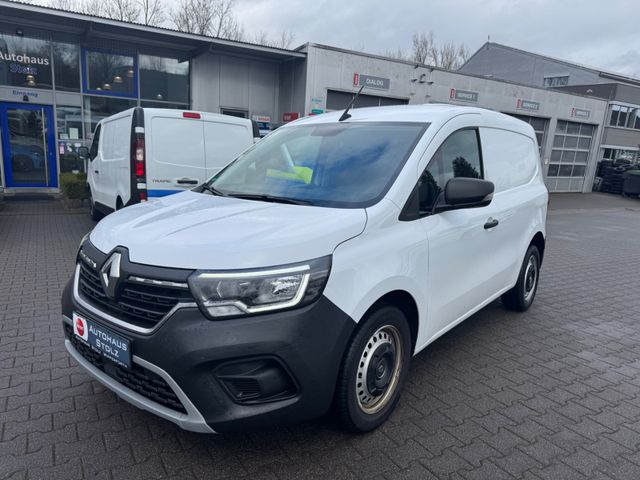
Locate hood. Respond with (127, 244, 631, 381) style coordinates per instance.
(90, 191, 367, 270)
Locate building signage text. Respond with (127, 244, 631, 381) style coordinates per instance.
(571, 108, 590, 119)
(517, 99, 540, 111)
(353, 73, 390, 90)
(0, 52, 50, 66)
(450, 88, 478, 102)
(283, 112, 299, 122)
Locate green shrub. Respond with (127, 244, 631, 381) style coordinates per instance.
(60, 172, 89, 200)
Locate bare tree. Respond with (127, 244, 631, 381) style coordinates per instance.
(411, 31, 469, 69)
(252, 30, 295, 49)
(104, 0, 141, 22)
(383, 48, 407, 61)
(173, 0, 243, 40)
(138, 0, 165, 26)
(48, 0, 105, 16)
(411, 32, 435, 64)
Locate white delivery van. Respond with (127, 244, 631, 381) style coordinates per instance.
(85, 107, 257, 220)
(64, 105, 548, 433)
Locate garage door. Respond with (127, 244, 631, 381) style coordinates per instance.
(326, 90, 408, 111)
(545, 120, 595, 192)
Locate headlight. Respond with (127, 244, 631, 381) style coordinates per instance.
(77, 231, 91, 255)
(188, 256, 331, 318)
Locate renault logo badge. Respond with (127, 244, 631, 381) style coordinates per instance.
(101, 252, 122, 298)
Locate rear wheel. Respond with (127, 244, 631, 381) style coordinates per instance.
(335, 305, 412, 432)
(502, 245, 541, 311)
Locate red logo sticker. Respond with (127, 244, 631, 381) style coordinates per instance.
(76, 317, 85, 337)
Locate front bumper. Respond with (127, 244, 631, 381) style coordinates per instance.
(61, 274, 355, 432)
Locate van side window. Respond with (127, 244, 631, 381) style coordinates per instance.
(89, 125, 101, 161)
(480, 128, 537, 192)
(420, 129, 482, 212)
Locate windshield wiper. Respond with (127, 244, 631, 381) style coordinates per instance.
(201, 184, 227, 197)
(227, 193, 313, 206)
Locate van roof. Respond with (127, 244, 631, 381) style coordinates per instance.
(101, 107, 252, 127)
(292, 105, 535, 137)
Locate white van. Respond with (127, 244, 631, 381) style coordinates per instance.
(85, 107, 257, 219)
(64, 105, 548, 433)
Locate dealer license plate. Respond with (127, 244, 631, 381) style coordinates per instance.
(73, 312, 132, 369)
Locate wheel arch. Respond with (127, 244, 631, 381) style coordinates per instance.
(529, 231, 546, 264)
(359, 290, 420, 355)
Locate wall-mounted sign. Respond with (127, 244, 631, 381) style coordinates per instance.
(571, 108, 590, 119)
(251, 114, 271, 123)
(353, 73, 390, 90)
(517, 99, 540, 111)
(450, 88, 478, 102)
(11, 89, 39, 99)
(0, 52, 50, 66)
(283, 112, 299, 122)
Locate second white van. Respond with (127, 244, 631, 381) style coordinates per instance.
(85, 107, 257, 219)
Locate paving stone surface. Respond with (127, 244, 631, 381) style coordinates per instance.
(1, 194, 640, 479)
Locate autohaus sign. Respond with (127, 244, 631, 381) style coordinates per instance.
(0, 52, 50, 66)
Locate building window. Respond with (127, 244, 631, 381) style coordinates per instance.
(139, 55, 189, 104)
(56, 106, 85, 172)
(53, 43, 80, 92)
(0, 33, 52, 89)
(83, 96, 136, 139)
(602, 148, 639, 163)
(543, 75, 569, 87)
(609, 104, 640, 129)
(83, 48, 137, 98)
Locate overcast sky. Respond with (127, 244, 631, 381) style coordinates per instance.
(231, 0, 640, 78)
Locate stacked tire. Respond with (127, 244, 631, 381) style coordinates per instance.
(599, 160, 633, 195)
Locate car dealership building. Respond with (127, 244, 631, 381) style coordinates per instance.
(0, 0, 609, 195)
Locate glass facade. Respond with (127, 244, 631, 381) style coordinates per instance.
(83, 96, 137, 139)
(56, 106, 85, 172)
(0, 34, 52, 89)
(139, 54, 189, 104)
(84, 49, 137, 97)
(53, 43, 80, 92)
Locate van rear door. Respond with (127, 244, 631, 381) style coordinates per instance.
(203, 119, 253, 178)
(145, 112, 206, 198)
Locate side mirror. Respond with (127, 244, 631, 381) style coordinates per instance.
(434, 177, 494, 213)
(77, 146, 89, 160)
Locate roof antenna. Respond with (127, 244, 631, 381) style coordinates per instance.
(339, 85, 364, 122)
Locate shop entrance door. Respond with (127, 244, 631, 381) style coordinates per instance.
(1, 102, 57, 188)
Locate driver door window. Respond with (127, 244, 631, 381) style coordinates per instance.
(420, 129, 483, 212)
(89, 124, 101, 161)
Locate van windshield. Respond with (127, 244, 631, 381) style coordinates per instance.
(205, 122, 428, 208)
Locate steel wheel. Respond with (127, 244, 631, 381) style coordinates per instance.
(335, 305, 412, 432)
(523, 254, 538, 304)
(356, 325, 404, 415)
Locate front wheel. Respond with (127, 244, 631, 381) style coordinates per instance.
(502, 245, 541, 311)
(335, 305, 412, 432)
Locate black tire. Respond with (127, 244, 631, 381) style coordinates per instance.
(502, 245, 541, 312)
(89, 191, 102, 222)
(335, 305, 412, 433)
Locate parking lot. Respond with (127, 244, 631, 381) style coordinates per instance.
(1, 193, 640, 479)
